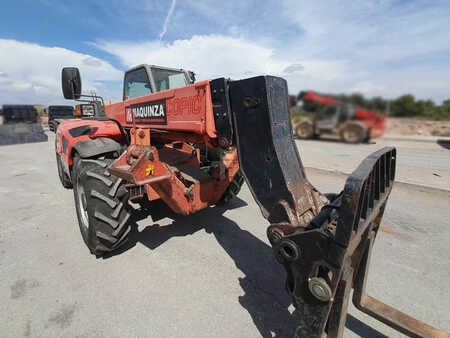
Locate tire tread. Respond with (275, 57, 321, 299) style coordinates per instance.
(73, 156, 132, 256)
(91, 189, 117, 208)
(86, 170, 113, 186)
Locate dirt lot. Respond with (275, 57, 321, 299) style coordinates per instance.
(386, 117, 450, 136)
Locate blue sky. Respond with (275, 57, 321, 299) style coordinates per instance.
(0, 0, 449, 105)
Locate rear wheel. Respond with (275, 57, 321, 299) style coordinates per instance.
(56, 154, 73, 189)
(220, 171, 245, 204)
(295, 121, 314, 139)
(72, 155, 132, 256)
(340, 124, 366, 143)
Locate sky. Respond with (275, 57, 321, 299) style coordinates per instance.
(0, 0, 449, 105)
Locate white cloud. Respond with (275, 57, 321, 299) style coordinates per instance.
(159, 0, 177, 40)
(0, 39, 122, 105)
(95, 6, 450, 102)
(95, 35, 281, 76)
(280, 0, 450, 101)
(2, 0, 449, 105)
(283, 64, 304, 74)
(95, 35, 351, 94)
(282, 0, 449, 60)
(351, 81, 386, 96)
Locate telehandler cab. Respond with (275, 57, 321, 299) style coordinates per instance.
(55, 65, 447, 337)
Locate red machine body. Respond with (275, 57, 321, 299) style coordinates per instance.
(301, 91, 338, 105)
(296, 90, 386, 142)
(56, 69, 240, 219)
(56, 119, 122, 166)
(105, 80, 217, 141)
(353, 106, 386, 138)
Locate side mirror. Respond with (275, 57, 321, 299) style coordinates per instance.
(188, 71, 196, 84)
(62, 67, 82, 100)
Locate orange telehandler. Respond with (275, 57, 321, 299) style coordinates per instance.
(54, 65, 447, 337)
(294, 91, 386, 143)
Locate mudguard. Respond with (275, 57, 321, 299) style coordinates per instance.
(72, 137, 121, 159)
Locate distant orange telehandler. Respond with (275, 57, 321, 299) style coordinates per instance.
(294, 91, 386, 143)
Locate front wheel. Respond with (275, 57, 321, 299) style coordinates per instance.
(340, 123, 366, 143)
(295, 121, 314, 139)
(72, 155, 132, 256)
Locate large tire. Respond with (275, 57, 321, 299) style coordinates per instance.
(72, 155, 132, 256)
(295, 120, 314, 139)
(220, 171, 245, 204)
(340, 123, 366, 143)
(56, 154, 73, 189)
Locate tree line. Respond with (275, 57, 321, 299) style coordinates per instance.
(289, 92, 450, 120)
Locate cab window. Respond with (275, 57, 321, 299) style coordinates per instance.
(151, 68, 187, 92)
(318, 105, 337, 120)
(124, 67, 152, 100)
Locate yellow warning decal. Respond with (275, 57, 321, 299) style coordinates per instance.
(145, 164, 155, 176)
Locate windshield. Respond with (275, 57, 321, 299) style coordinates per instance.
(318, 105, 337, 119)
(124, 67, 152, 99)
(151, 67, 188, 92)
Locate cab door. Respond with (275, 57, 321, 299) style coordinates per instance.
(123, 66, 154, 101)
(316, 104, 340, 131)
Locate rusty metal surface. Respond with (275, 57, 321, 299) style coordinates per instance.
(325, 260, 353, 338)
(264, 145, 450, 337)
(225, 76, 442, 337)
(357, 296, 449, 338)
(130, 127, 150, 146)
(229, 76, 326, 228)
(109, 138, 239, 216)
(336, 147, 396, 249)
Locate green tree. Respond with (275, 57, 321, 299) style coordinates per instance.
(418, 99, 436, 118)
(391, 94, 421, 117)
(427, 99, 450, 119)
(349, 93, 366, 107)
(442, 99, 450, 113)
(370, 97, 387, 111)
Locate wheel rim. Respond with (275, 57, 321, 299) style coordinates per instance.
(297, 125, 311, 138)
(76, 176, 89, 231)
(344, 129, 359, 142)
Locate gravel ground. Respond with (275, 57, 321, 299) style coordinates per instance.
(0, 135, 448, 337)
(386, 117, 450, 137)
